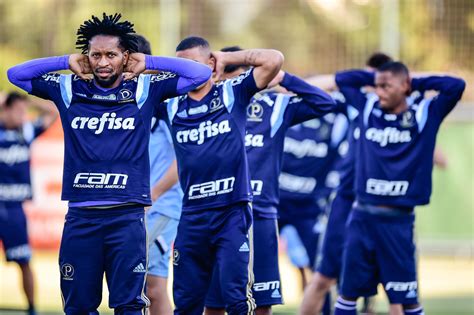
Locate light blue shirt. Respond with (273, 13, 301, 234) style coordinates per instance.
(149, 119, 183, 219)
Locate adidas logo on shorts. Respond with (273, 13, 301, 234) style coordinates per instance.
(133, 263, 146, 273)
(406, 290, 417, 299)
(239, 242, 250, 252)
(271, 289, 282, 299)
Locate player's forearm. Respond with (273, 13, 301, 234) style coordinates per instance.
(281, 73, 335, 108)
(151, 160, 179, 202)
(8, 56, 69, 93)
(32, 99, 59, 128)
(305, 74, 337, 91)
(335, 70, 375, 89)
(222, 49, 284, 88)
(145, 55, 212, 94)
(411, 76, 466, 100)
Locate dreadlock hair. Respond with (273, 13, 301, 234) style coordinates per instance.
(76, 13, 138, 54)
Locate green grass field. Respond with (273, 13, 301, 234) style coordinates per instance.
(1, 124, 473, 314)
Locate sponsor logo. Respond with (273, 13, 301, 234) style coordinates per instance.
(92, 94, 117, 101)
(150, 72, 177, 82)
(133, 263, 146, 273)
(279, 173, 316, 194)
(71, 113, 136, 135)
(177, 110, 188, 118)
(73, 173, 128, 189)
(176, 120, 231, 145)
(253, 281, 280, 292)
(61, 263, 74, 281)
(0, 145, 29, 165)
(210, 97, 223, 112)
(239, 242, 250, 252)
(173, 249, 180, 266)
(400, 110, 416, 128)
(365, 127, 411, 147)
(188, 104, 208, 115)
(245, 133, 264, 147)
(385, 281, 417, 292)
(384, 114, 397, 121)
(366, 178, 409, 196)
(251, 180, 263, 196)
(188, 177, 235, 200)
(247, 103, 264, 122)
(6, 244, 31, 260)
(0, 184, 32, 200)
(271, 289, 282, 299)
(284, 137, 328, 158)
(42, 74, 60, 83)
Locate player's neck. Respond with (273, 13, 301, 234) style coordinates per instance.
(187, 80, 213, 101)
(387, 100, 408, 115)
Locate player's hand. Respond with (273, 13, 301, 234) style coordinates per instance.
(123, 53, 146, 80)
(69, 54, 92, 81)
(211, 51, 227, 82)
(267, 70, 285, 88)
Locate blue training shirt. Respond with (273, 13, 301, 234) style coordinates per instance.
(335, 70, 465, 207)
(30, 72, 183, 206)
(156, 69, 260, 212)
(148, 118, 183, 219)
(279, 112, 349, 217)
(245, 72, 336, 218)
(0, 120, 45, 202)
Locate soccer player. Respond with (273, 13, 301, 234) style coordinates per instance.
(154, 36, 283, 314)
(204, 46, 337, 315)
(278, 111, 348, 279)
(7, 13, 211, 315)
(331, 63, 465, 315)
(133, 33, 182, 315)
(0, 92, 57, 315)
(299, 52, 393, 315)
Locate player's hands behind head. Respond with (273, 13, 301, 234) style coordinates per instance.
(123, 53, 146, 80)
(267, 70, 285, 89)
(210, 51, 226, 82)
(69, 54, 93, 81)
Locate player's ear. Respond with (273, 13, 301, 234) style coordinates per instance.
(208, 55, 216, 72)
(123, 50, 129, 66)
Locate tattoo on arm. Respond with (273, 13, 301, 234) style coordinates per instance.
(244, 50, 261, 65)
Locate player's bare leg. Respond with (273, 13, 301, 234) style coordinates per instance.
(299, 272, 335, 315)
(147, 275, 172, 315)
(388, 304, 404, 315)
(299, 267, 308, 290)
(360, 296, 376, 315)
(204, 307, 225, 315)
(19, 262, 35, 314)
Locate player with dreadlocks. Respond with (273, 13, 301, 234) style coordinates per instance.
(8, 13, 211, 314)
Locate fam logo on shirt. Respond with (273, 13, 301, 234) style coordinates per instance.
(247, 103, 263, 122)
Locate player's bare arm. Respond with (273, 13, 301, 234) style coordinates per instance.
(212, 49, 284, 88)
(150, 160, 179, 202)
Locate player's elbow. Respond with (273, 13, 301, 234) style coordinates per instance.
(7, 66, 19, 86)
(265, 50, 284, 72)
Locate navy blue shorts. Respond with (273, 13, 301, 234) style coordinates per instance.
(59, 206, 148, 315)
(0, 201, 31, 264)
(173, 202, 255, 315)
(317, 193, 354, 277)
(339, 207, 419, 305)
(206, 216, 282, 308)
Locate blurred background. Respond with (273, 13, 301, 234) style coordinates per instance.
(0, 0, 472, 314)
